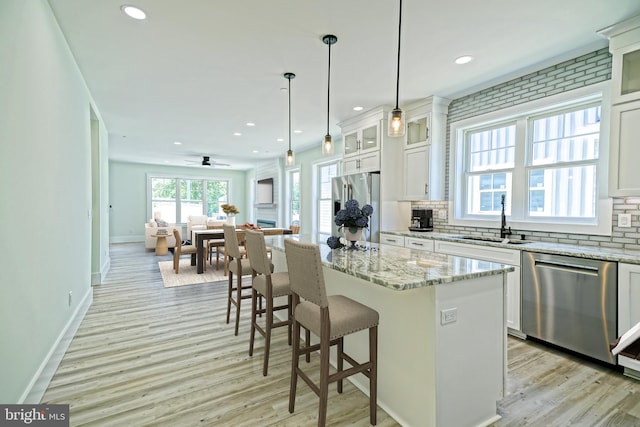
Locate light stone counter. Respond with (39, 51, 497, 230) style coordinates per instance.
(266, 234, 514, 290)
(267, 233, 510, 427)
(382, 230, 640, 264)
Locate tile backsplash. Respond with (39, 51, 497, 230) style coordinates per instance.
(412, 198, 640, 251)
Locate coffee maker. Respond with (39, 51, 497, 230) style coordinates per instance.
(408, 208, 433, 231)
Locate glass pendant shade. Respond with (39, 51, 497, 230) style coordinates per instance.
(322, 134, 334, 155)
(388, 108, 406, 137)
(285, 149, 295, 166)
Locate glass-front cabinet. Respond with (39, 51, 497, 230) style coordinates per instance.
(405, 115, 430, 148)
(343, 123, 379, 157)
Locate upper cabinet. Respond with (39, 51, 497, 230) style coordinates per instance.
(600, 15, 640, 196)
(338, 106, 390, 175)
(401, 96, 451, 200)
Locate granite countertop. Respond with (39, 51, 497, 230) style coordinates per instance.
(266, 234, 514, 291)
(383, 230, 640, 265)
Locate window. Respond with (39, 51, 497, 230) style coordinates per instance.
(148, 176, 229, 223)
(317, 162, 338, 234)
(287, 169, 300, 226)
(450, 85, 610, 234)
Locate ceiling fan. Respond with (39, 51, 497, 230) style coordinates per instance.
(186, 156, 230, 167)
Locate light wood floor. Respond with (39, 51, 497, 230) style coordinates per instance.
(41, 243, 640, 426)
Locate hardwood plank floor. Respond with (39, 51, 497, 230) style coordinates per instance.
(42, 243, 640, 426)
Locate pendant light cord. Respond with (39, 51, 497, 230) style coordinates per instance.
(394, 0, 402, 110)
(326, 41, 331, 135)
(288, 77, 292, 151)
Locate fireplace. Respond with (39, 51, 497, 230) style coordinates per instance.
(256, 219, 276, 228)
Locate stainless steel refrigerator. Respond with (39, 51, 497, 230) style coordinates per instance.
(331, 172, 381, 243)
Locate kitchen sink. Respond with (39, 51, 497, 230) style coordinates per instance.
(457, 236, 533, 245)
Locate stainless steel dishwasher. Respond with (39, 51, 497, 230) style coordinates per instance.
(521, 251, 617, 364)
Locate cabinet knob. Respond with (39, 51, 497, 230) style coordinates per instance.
(424, 184, 428, 195)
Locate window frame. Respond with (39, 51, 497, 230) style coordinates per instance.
(286, 167, 301, 227)
(147, 174, 230, 224)
(313, 159, 340, 236)
(449, 83, 612, 236)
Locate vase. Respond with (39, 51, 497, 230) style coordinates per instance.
(344, 227, 364, 249)
(226, 215, 236, 226)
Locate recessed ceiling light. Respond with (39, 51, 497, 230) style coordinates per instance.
(252, 150, 259, 153)
(246, 122, 255, 127)
(276, 138, 284, 142)
(294, 130, 302, 134)
(353, 106, 364, 111)
(233, 132, 242, 136)
(173, 141, 182, 145)
(455, 55, 473, 65)
(121, 5, 146, 20)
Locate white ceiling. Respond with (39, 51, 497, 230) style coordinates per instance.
(47, 0, 640, 170)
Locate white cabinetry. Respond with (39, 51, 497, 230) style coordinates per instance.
(341, 116, 381, 174)
(434, 240, 522, 334)
(618, 263, 640, 375)
(339, 106, 411, 233)
(380, 233, 405, 247)
(401, 96, 450, 200)
(600, 16, 640, 196)
(405, 236, 434, 252)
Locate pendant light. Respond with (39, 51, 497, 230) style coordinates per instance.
(284, 72, 296, 166)
(388, 0, 406, 137)
(322, 34, 337, 155)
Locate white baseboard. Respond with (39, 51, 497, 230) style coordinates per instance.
(92, 255, 111, 285)
(111, 235, 144, 244)
(21, 287, 93, 404)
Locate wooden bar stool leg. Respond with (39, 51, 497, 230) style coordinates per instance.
(249, 288, 257, 356)
(370, 325, 378, 425)
(235, 272, 242, 336)
(337, 337, 344, 393)
(305, 329, 311, 363)
(289, 321, 300, 414)
(318, 316, 331, 427)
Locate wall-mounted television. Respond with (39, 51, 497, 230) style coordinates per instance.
(256, 178, 274, 204)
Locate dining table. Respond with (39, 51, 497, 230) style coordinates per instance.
(192, 227, 292, 274)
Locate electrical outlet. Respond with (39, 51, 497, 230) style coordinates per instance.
(441, 308, 457, 325)
(619, 213, 632, 228)
(438, 209, 447, 220)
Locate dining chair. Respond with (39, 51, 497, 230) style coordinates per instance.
(223, 224, 253, 336)
(206, 224, 225, 269)
(284, 239, 379, 427)
(172, 228, 202, 273)
(244, 229, 292, 376)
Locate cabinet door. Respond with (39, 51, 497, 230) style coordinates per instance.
(380, 233, 405, 247)
(358, 150, 380, 173)
(359, 124, 379, 153)
(343, 157, 359, 175)
(505, 266, 521, 331)
(609, 100, 640, 196)
(403, 146, 429, 199)
(611, 42, 640, 105)
(405, 237, 434, 252)
(405, 115, 429, 148)
(343, 131, 359, 157)
(618, 263, 640, 371)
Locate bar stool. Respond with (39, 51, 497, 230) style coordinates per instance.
(223, 224, 252, 336)
(244, 229, 292, 376)
(284, 239, 379, 426)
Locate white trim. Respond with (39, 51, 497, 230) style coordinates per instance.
(449, 82, 613, 236)
(21, 287, 93, 403)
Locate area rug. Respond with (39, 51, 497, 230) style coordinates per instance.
(159, 258, 227, 288)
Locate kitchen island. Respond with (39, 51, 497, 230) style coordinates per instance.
(267, 234, 514, 427)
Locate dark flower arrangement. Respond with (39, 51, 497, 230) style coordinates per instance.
(326, 199, 374, 249)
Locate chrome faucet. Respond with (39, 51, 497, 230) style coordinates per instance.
(500, 194, 512, 239)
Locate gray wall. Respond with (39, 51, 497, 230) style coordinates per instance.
(414, 48, 640, 251)
(0, 0, 109, 403)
